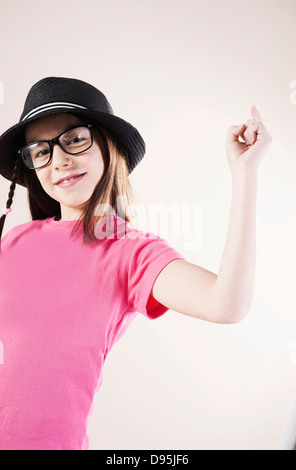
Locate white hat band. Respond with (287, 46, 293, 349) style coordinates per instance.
(21, 102, 88, 122)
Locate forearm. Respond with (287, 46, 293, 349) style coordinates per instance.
(213, 172, 258, 323)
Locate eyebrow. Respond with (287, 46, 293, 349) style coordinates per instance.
(26, 122, 86, 145)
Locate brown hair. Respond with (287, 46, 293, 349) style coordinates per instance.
(0, 121, 139, 248)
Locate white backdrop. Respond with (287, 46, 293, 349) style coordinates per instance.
(0, 0, 296, 450)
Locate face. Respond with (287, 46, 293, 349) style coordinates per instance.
(24, 113, 105, 221)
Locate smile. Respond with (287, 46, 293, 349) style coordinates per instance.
(56, 173, 86, 188)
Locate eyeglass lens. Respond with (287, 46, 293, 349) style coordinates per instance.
(22, 126, 92, 169)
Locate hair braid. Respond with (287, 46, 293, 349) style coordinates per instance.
(0, 158, 21, 252)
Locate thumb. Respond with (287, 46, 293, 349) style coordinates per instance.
(226, 123, 246, 144)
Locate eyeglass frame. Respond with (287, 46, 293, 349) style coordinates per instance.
(17, 123, 94, 170)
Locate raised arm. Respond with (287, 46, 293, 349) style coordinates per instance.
(151, 106, 273, 324)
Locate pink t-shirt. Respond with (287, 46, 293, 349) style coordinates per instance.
(0, 215, 186, 450)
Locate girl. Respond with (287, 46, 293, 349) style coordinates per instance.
(0, 77, 272, 450)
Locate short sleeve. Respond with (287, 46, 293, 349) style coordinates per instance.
(127, 232, 187, 319)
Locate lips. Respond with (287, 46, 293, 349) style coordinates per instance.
(55, 173, 86, 188)
(55, 173, 86, 185)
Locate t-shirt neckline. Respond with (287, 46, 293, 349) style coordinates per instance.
(45, 217, 80, 227)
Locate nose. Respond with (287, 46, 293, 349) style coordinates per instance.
(52, 143, 73, 169)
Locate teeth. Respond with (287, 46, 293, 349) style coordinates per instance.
(59, 176, 78, 184)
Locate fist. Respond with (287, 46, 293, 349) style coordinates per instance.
(226, 105, 273, 177)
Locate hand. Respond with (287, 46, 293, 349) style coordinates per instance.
(226, 105, 273, 178)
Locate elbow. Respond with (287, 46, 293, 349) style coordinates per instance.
(211, 295, 253, 324)
(216, 307, 250, 324)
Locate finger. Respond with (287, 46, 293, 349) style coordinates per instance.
(226, 124, 246, 144)
(250, 105, 263, 122)
(246, 117, 269, 138)
(243, 119, 260, 144)
(245, 118, 259, 129)
(242, 128, 256, 145)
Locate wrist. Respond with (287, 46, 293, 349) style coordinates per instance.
(231, 170, 259, 186)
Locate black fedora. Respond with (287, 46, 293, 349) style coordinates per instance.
(0, 76, 146, 187)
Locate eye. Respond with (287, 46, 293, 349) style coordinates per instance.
(36, 149, 50, 158)
(30, 146, 50, 160)
(69, 135, 85, 144)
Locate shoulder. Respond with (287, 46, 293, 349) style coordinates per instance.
(93, 215, 181, 267)
(1, 218, 44, 249)
(94, 215, 166, 247)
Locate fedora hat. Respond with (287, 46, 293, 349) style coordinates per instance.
(0, 76, 146, 187)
